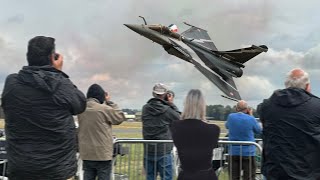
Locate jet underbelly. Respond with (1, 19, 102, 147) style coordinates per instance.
(168, 38, 217, 72)
(185, 42, 243, 78)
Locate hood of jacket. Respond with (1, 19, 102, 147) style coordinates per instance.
(144, 98, 171, 116)
(270, 87, 312, 107)
(17, 65, 68, 93)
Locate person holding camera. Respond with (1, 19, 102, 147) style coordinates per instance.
(1, 36, 87, 180)
(78, 84, 125, 180)
(225, 100, 262, 180)
(142, 83, 180, 180)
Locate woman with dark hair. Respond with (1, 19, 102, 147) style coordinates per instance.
(170, 89, 220, 180)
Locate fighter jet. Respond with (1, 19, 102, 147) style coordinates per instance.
(124, 16, 268, 100)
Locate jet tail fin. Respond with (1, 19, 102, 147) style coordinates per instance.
(213, 45, 268, 64)
(181, 23, 218, 51)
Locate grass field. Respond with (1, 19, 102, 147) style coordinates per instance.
(113, 121, 227, 138)
(0, 120, 4, 129)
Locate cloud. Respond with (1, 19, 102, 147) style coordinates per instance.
(6, 14, 24, 24)
(1, 0, 320, 110)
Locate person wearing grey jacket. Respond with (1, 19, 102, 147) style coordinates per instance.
(142, 83, 181, 180)
(78, 84, 125, 180)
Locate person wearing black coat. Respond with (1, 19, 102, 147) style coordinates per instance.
(170, 89, 220, 180)
(1, 36, 86, 180)
(257, 68, 320, 180)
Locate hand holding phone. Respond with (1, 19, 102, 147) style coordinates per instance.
(51, 53, 63, 71)
(54, 53, 59, 60)
(165, 93, 174, 103)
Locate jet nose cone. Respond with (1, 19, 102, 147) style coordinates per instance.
(124, 24, 143, 33)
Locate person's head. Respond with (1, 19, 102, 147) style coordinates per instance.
(236, 100, 249, 113)
(152, 83, 168, 100)
(181, 89, 206, 120)
(86, 84, 105, 104)
(27, 36, 56, 66)
(285, 68, 311, 92)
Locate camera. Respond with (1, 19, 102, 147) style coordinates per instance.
(164, 93, 170, 101)
(164, 91, 174, 101)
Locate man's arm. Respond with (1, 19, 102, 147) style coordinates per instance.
(54, 78, 87, 115)
(169, 103, 181, 115)
(252, 117, 262, 134)
(104, 102, 126, 125)
(167, 103, 181, 122)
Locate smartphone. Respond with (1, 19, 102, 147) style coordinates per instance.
(54, 53, 59, 60)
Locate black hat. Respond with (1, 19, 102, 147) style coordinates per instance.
(87, 84, 105, 104)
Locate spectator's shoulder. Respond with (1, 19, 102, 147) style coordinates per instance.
(5, 73, 18, 81)
(207, 123, 220, 137)
(209, 123, 220, 131)
(248, 115, 256, 121)
(227, 112, 237, 119)
(98, 103, 112, 110)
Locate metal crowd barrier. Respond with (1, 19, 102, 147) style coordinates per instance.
(0, 138, 263, 180)
(112, 139, 263, 180)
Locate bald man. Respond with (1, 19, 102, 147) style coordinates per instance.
(258, 68, 320, 180)
(225, 100, 262, 180)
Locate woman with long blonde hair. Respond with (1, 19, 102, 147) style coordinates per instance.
(170, 89, 220, 180)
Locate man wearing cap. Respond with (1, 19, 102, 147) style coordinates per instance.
(142, 83, 181, 180)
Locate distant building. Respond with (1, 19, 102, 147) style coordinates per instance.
(124, 114, 136, 121)
(135, 111, 142, 121)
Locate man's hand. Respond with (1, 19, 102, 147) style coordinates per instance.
(51, 53, 63, 71)
(105, 93, 111, 102)
(247, 107, 253, 116)
(166, 93, 174, 103)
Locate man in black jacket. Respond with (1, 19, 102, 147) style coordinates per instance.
(257, 68, 320, 180)
(142, 83, 180, 180)
(1, 36, 86, 180)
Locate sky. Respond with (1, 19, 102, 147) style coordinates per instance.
(0, 0, 320, 110)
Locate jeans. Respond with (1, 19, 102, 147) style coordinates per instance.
(144, 153, 173, 180)
(83, 160, 112, 180)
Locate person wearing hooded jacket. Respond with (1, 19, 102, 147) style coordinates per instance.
(257, 68, 320, 180)
(142, 83, 181, 180)
(1, 36, 86, 180)
(77, 84, 125, 180)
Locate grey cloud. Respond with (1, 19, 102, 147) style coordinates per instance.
(1, 0, 320, 109)
(6, 14, 24, 24)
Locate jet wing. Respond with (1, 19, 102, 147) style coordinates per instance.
(191, 59, 241, 100)
(213, 45, 268, 64)
(181, 26, 218, 51)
